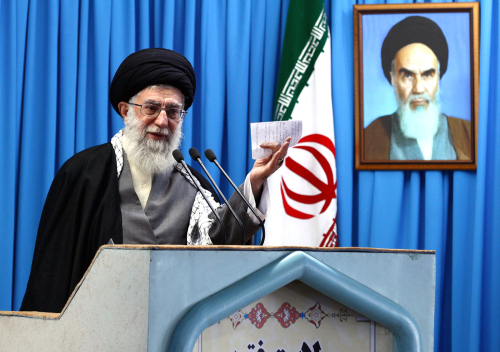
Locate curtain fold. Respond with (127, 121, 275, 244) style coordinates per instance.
(0, 1, 498, 351)
(475, 1, 498, 350)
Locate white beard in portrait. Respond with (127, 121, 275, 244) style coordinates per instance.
(396, 87, 442, 142)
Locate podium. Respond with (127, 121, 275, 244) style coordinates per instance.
(0, 246, 435, 351)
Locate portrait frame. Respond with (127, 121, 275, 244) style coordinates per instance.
(354, 2, 479, 170)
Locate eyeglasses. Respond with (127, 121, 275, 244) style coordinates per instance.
(128, 102, 187, 121)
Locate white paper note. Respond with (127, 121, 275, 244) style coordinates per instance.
(251, 120, 302, 159)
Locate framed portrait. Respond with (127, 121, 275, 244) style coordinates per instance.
(354, 3, 479, 170)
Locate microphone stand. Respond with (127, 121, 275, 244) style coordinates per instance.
(173, 149, 227, 244)
(189, 147, 245, 244)
(205, 149, 266, 246)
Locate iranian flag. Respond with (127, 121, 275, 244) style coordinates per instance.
(265, 0, 337, 247)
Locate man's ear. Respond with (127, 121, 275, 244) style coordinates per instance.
(390, 71, 395, 87)
(117, 102, 129, 121)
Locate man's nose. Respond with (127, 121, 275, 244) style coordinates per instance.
(412, 75, 425, 94)
(154, 110, 169, 128)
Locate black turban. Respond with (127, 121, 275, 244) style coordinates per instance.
(381, 16, 448, 83)
(109, 48, 196, 115)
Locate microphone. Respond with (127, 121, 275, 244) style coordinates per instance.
(189, 148, 245, 245)
(204, 149, 266, 245)
(172, 149, 227, 244)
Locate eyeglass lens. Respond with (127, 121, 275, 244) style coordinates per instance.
(141, 104, 184, 120)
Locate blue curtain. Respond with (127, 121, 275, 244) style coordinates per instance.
(0, 0, 497, 351)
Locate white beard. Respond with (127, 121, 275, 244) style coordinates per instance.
(397, 88, 441, 141)
(122, 109, 183, 174)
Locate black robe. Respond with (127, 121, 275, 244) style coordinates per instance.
(20, 143, 219, 313)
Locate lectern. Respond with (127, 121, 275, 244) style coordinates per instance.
(0, 246, 435, 351)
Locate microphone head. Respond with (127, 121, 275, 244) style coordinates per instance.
(172, 149, 184, 162)
(189, 147, 201, 160)
(205, 149, 217, 162)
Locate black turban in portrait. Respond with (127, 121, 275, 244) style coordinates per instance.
(381, 16, 448, 83)
(109, 48, 196, 114)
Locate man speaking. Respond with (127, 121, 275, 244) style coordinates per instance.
(364, 16, 471, 161)
(21, 48, 289, 313)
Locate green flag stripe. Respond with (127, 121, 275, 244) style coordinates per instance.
(274, 8, 329, 121)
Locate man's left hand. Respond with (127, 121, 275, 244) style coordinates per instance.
(249, 137, 291, 201)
